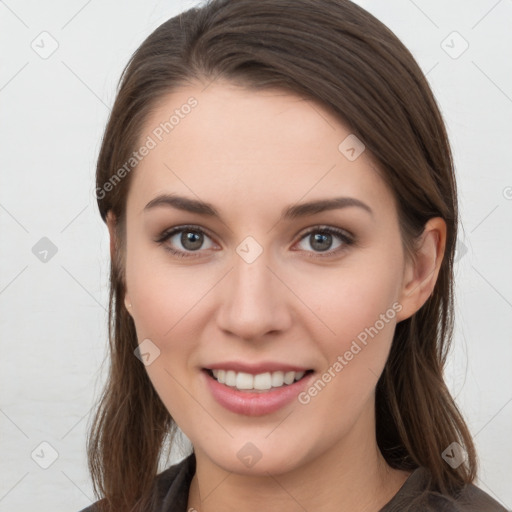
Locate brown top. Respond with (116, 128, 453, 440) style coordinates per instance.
(79, 453, 508, 511)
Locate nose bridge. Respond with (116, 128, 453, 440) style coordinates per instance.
(216, 246, 291, 339)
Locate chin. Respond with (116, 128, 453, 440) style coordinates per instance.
(196, 436, 312, 477)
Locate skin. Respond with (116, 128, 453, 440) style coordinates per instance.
(108, 80, 446, 511)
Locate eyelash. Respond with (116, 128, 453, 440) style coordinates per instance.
(155, 224, 355, 259)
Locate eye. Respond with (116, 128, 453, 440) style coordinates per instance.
(155, 225, 217, 258)
(156, 224, 354, 259)
(294, 226, 354, 257)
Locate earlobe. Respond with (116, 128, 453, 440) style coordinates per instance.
(396, 217, 447, 322)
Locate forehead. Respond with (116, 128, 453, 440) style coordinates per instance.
(127, 80, 395, 219)
(145, 81, 341, 161)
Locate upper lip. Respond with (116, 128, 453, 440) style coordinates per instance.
(204, 361, 312, 374)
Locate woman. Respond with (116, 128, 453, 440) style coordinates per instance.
(81, 0, 507, 510)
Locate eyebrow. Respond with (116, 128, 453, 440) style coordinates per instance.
(144, 193, 373, 220)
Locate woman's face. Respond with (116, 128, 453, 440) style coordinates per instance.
(121, 80, 415, 475)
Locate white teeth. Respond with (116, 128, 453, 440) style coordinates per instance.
(235, 372, 254, 390)
(283, 371, 295, 385)
(294, 371, 305, 381)
(271, 371, 284, 387)
(210, 369, 308, 391)
(253, 372, 272, 390)
(225, 370, 236, 387)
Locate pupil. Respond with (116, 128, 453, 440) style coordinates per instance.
(181, 231, 203, 250)
(311, 233, 332, 252)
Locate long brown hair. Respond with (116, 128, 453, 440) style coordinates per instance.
(88, 0, 477, 510)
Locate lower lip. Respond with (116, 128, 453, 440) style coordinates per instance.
(203, 370, 314, 416)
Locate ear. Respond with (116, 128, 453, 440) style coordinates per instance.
(106, 211, 132, 313)
(396, 217, 447, 322)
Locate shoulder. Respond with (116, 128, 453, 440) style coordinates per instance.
(77, 453, 196, 512)
(381, 466, 509, 512)
(153, 452, 196, 510)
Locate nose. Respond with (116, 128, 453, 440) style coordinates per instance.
(215, 251, 293, 341)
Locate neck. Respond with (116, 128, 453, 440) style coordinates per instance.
(187, 405, 411, 512)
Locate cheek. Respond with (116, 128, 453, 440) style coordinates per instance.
(124, 249, 203, 425)
(295, 275, 400, 431)
(335, 272, 401, 348)
(288, 247, 403, 405)
(126, 244, 208, 340)
(291, 255, 402, 348)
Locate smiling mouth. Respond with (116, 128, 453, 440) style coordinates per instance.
(205, 368, 314, 392)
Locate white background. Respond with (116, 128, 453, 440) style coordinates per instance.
(0, 1, 511, 510)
